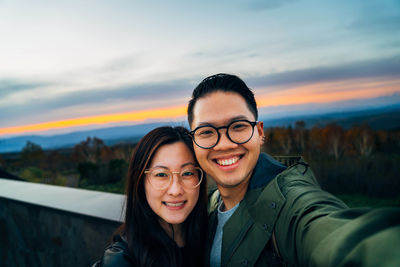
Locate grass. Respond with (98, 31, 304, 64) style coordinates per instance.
(79, 181, 125, 194)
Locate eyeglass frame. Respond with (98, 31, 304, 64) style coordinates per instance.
(189, 119, 259, 149)
(144, 166, 204, 190)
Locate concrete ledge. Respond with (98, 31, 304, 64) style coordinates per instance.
(0, 179, 125, 222)
(0, 178, 125, 267)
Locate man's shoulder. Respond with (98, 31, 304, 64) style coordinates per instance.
(273, 158, 320, 193)
(245, 158, 322, 215)
(250, 155, 318, 195)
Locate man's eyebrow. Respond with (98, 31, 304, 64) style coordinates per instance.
(196, 115, 250, 127)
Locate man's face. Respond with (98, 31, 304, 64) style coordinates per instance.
(191, 91, 264, 189)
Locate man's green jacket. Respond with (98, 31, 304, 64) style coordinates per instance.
(206, 153, 400, 267)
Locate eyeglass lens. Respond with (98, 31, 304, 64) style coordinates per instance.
(147, 167, 202, 189)
(193, 120, 255, 148)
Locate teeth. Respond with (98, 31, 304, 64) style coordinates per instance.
(165, 202, 185, 207)
(217, 157, 239, 166)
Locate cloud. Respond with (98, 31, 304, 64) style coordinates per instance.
(350, 15, 400, 35)
(3, 55, 400, 123)
(237, 0, 298, 11)
(246, 56, 400, 89)
(348, 1, 400, 37)
(0, 78, 195, 125)
(0, 79, 48, 98)
(258, 92, 400, 120)
(2, 54, 400, 128)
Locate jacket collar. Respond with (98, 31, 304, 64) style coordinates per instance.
(206, 153, 288, 266)
(248, 153, 287, 190)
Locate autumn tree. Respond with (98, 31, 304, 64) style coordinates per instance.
(322, 123, 345, 160)
(0, 155, 6, 169)
(308, 125, 329, 154)
(346, 125, 374, 157)
(21, 141, 46, 168)
(294, 120, 307, 152)
(73, 137, 112, 163)
(112, 144, 134, 162)
(46, 150, 69, 174)
(273, 127, 293, 155)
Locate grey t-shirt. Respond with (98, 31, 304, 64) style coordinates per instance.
(210, 201, 240, 267)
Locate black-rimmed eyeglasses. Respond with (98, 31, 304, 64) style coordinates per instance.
(189, 120, 258, 149)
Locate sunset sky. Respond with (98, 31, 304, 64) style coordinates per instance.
(1, 0, 399, 137)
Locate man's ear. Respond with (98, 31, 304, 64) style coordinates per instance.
(257, 121, 265, 144)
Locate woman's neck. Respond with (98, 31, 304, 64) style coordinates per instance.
(160, 220, 185, 247)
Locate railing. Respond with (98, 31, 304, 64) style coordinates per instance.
(273, 155, 302, 167)
(0, 178, 125, 267)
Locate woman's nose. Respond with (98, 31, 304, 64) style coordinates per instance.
(167, 173, 184, 195)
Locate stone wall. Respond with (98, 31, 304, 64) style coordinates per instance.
(0, 179, 124, 267)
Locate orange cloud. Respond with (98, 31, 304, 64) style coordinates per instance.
(1, 78, 399, 137)
(0, 105, 186, 137)
(256, 78, 400, 107)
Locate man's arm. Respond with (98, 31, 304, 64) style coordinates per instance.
(274, 163, 400, 267)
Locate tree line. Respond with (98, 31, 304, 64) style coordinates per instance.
(263, 121, 399, 197)
(1, 121, 399, 197)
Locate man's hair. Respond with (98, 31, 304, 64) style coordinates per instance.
(187, 73, 258, 127)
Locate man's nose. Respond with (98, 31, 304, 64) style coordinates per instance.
(213, 129, 238, 150)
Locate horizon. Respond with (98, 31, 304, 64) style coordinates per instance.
(1, 0, 400, 138)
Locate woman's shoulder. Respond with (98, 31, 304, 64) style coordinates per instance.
(93, 236, 135, 267)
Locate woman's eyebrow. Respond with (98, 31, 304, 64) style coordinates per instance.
(151, 165, 169, 169)
(181, 162, 196, 168)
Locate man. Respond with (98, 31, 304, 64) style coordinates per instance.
(187, 73, 400, 267)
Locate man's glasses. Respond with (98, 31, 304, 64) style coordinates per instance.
(190, 120, 258, 149)
(144, 166, 203, 190)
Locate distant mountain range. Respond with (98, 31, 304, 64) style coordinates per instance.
(261, 104, 400, 130)
(1, 105, 399, 153)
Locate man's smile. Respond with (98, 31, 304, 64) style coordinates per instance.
(214, 155, 242, 166)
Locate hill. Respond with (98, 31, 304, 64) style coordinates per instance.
(261, 105, 400, 130)
(1, 106, 399, 153)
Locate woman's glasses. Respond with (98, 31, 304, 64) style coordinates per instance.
(144, 166, 203, 190)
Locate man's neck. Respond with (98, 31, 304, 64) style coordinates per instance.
(218, 179, 249, 211)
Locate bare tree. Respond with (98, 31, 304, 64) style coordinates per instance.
(322, 124, 345, 160)
(73, 137, 109, 163)
(274, 127, 293, 155)
(294, 120, 306, 152)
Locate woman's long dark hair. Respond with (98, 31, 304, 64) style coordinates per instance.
(116, 126, 207, 267)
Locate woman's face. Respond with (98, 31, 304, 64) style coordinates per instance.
(145, 141, 200, 228)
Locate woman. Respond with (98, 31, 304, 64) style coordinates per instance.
(95, 126, 207, 267)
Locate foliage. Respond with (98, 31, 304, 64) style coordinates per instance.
(0, 155, 6, 168)
(77, 158, 128, 185)
(21, 141, 45, 168)
(73, 137, 111, 163)
(78, 180, 124, 194)
(263, 121, 400, 198)
(20, 166, 49, 183)
(2, 122, 399, 201)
